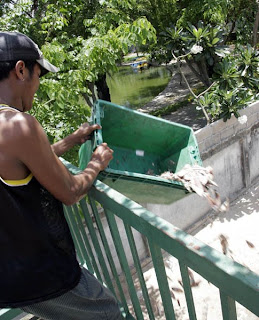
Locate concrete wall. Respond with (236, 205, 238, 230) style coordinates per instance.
(143, 100, 259, 232)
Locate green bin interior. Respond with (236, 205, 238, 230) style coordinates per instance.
(79, 100, 202, 204)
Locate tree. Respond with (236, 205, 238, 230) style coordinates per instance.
(252, 0, 259, 47)
(173, 43, 258, 123)
(0, 0, 156, 163)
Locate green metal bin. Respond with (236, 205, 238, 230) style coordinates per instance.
(79, 100, 202, 204)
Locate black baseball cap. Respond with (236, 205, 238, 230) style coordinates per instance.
(0, 31, 59, 75)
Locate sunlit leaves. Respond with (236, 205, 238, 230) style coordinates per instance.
(116, 17, 156, 47)
(213, 60, 241, 90)
(195, 45, 258, 122)
(41, 4, 68, 37)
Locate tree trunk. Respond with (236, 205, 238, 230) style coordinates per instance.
(185, 59, 208, 87)
(82, 93, 93, 108)
(95, 74, 111, 101)
(199, 58, 212, 87)
(252, 4, 259, 48)
(224, 22, 236, 44)
(32, 0, 38, 12)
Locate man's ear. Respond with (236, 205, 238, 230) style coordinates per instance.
(15, 60, 26, 81)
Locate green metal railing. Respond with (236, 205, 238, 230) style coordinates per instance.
(70, 180, 259, 320)
(1, 160, 259, 319)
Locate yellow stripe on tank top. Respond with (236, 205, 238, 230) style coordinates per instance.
(0, 173, 33, 186)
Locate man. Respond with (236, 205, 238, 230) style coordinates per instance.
(0, 31, 121, 319)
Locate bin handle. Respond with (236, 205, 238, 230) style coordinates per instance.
(91, 102, 109, 169)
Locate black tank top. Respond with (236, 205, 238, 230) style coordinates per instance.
(0, 106, 81, 307)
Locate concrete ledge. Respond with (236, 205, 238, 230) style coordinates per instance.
(196, 101, 259, 159)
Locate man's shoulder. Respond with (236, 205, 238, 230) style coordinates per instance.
(0, 111, 41, 142)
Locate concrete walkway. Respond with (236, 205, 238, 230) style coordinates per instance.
(187, 179, 259, 320)
(129, 179, 259, 319)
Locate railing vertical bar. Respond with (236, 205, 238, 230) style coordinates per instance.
(63, 205, 89, 268)
(179, 261, 197, 320)
(88, 198, 130, 314)
(124, 223, 156, 320)
(220, 291, 237, 320)
(72, 203, 103, 281)
(105, 209, 144, 320)
(78, 199, 116, 294)
(148, 240, 176, 320)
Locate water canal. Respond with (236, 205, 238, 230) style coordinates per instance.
(107, 65, 171, 109)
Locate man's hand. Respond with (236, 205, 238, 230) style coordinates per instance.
(90, 143, 113, 171)
(72, 123, 101, 145)
(52, 122, 101, 157)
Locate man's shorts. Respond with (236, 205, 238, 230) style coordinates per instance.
(21, 268, 122, 320)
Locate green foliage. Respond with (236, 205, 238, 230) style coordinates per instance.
(83, 0, 133, 35)
(0, 0, 156, 165)
(160, 25, 184, 52)
(162, 21, 228, 86)
(176, 0, 227, 26)
(213, 60, 241, 90)
(127, 0, 179, 34)
(0, 0, 258, 157)
(149, 0, 258, 65)
(176, 0, 257, 39)
(236, 44, 259, 90)
(185, 22, 228, 71)
(115, 17, 156, 55)
(195, 45, 258, 122)
(160, 18, 258, 124)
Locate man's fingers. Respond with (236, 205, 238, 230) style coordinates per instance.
(91, 124, 101, 130)
(100, 143, 113, 153)
(91, 142, 114, 170)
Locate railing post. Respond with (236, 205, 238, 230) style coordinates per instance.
(179, 262, 197, 320)
(63, 206, 92, 269)
(148, 240, 176, 320)
(220, 291, 237, 320)
(124, 223, 156, 320)
(88, 198, 130, 315)
(72, 203, 103, 281)
(105, 209, 144, 319)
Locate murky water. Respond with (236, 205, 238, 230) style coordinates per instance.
(107, 66, 171, 109)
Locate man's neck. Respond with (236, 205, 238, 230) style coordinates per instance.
(0, 80, 23, 112)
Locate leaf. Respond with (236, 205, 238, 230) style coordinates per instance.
(212, 37, 220, 45)
(171, 287, 184, 293)
(246, 240, 255, 249)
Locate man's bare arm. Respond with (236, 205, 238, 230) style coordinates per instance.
(52, 123, 101, 157)
(10, 114, 113, 205)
